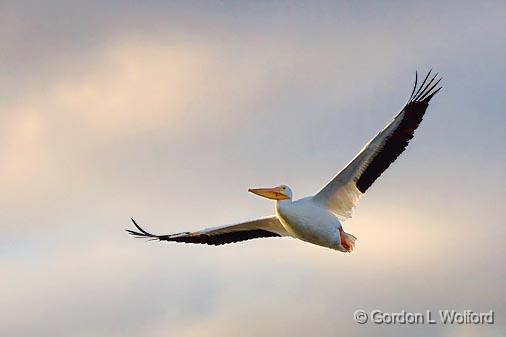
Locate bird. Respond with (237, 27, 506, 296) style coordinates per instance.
(127, 70, 442, 252)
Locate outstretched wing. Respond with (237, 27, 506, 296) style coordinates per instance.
(313, 71, 442, 219)
(126, 216, 290, 246)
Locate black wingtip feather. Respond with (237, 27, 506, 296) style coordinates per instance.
(408, 70, 442, 105)
(413, 74, 441, 101)
(418, 79, 442, 102)
(421, 86, 442, 103)
(126, 219, 162, 240)
(408, 71, 418, 101)
(410, 70, 431, 103)
(125, 229, 145, 237)
(130, 218, 155, 236)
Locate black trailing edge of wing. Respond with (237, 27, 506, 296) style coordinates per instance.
(126, 218, 281, 246)
(355, 70, 442, 193)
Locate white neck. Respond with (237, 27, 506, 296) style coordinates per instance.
(276, 199, 292, 207)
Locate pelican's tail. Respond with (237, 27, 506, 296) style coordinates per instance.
(339, 228, 357, 253)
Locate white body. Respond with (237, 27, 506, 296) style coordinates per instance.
(276, 197, 348, 251)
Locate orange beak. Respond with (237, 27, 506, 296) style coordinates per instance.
(248, 186, 289, 200)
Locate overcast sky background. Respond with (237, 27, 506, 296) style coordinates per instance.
(1, 1, 505, 336)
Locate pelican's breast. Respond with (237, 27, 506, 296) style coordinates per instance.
(276, 198, 341, 248)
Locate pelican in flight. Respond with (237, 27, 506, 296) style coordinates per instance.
(127, 71, 442, 252)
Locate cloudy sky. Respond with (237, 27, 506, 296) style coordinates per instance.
(1, 1, 505, 336)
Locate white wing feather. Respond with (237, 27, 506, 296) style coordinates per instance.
(312, 115, 403, 219)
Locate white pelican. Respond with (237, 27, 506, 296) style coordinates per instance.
(127, 71, 442, 252)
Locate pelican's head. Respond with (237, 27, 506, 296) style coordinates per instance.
(248, 185, 292, 201)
